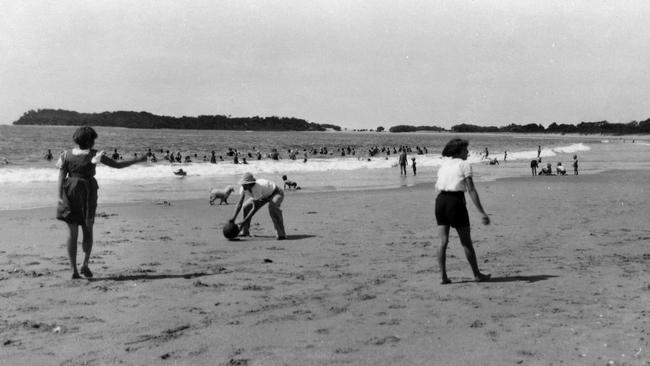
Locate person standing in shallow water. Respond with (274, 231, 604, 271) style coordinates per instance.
(399, 150, 408, 176)
(57, 126, 147, 279)
(435, 138, 491, 284)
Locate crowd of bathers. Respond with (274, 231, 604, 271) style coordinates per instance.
(368, 145, 428, 157)
(93, 144, 431, 165)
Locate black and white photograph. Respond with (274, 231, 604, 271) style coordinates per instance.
(1, 1, 649, 365)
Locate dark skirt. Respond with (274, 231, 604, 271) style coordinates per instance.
(435, 191, 470, 228)
(57, 176, 98, 226)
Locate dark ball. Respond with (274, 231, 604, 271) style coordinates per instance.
(222, 222, 239, 239)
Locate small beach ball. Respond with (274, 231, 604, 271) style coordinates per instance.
(222, 222, 239, 240)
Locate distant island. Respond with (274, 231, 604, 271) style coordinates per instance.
(13, 109, 342, 131)
(375, 119, 650, 135)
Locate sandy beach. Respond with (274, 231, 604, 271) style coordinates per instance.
(1, 170, 649, 365)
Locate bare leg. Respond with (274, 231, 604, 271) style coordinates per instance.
(437, 225, 451, 284)
(456, 226, 490, 281)
(66, 223, 80, 279)
(81, 223, 93, 271)
(268, 192, 286, 239)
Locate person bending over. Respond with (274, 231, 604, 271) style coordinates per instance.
(230, 173, 286, 240)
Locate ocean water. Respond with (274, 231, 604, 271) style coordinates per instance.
(1, 125, 648, 210)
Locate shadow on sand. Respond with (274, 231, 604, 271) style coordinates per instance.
(228, 234, 317, 241)
(89, 272, 212, 282)
(484, 274, 558, 283)
(455, 274, 558, 284)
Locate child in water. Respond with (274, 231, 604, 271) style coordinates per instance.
(57, 126, 147, 279)
(411, 157, 417, 175)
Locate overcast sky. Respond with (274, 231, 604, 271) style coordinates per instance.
(2, 0, 650, 129)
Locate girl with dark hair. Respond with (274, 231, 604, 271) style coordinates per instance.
(435, 138, 491, 284)
(57, 126, 147, 279)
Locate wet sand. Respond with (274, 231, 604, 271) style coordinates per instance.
(1, 170, 649, 365)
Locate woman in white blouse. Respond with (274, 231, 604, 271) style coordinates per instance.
(435, 138, 491, 284)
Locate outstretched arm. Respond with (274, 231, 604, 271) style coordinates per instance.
(230, 194, 246, 222)
(465, 177, 490, 225)
(100, 153, 147, 169)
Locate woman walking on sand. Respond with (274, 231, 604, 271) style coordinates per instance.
(435, 138, 491, 284)
(57, 126, 147, 279)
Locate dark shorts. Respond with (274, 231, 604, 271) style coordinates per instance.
(435, 191, 470, 228)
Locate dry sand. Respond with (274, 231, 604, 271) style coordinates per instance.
(1, 170, 649, 365)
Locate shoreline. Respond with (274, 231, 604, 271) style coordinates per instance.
(0, 164, 634, 214)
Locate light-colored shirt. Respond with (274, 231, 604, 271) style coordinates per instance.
(435, 158, 472, 192)
(238, 178, 277, 200)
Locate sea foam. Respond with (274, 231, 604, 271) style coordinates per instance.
(0, 143, 591, 184)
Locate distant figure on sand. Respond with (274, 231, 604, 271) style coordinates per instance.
(45, 149, 53, 161)
(411, 157, 417, 175)
(503, 150, 507, 162)
(282, 175, 301, 190)
(399, 150, 408, 176)
(530, 159, 538, 176)
(435, 138, 491, 284)
(230, 173, 286, 240)
(556, 162, 567, 175)
(484, 147, 489, 159)
(57, 126, 147, 279)
(537, 145, 541, 158)
(539, 163, 554, 176)
(573, 155, 579, 175)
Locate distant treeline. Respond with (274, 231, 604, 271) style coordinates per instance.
(389, 125, 446, 133)
(13, 109, 342, 131)
(387, 119, 650, 135)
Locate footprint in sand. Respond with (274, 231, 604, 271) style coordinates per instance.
(335, 347, 359, 354)
(225, 358, 249, 366)
(365, 335, 400, 346)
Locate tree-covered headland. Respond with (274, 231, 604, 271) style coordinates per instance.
(13, 109, 341, 131)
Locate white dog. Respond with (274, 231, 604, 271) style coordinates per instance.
(209, 186, 234, 205)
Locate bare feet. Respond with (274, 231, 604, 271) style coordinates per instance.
(440, 278, 451, 285)
(80, 265, 93, 278)
(71, 272, 81, 279)
(475, 273, 491, 282)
